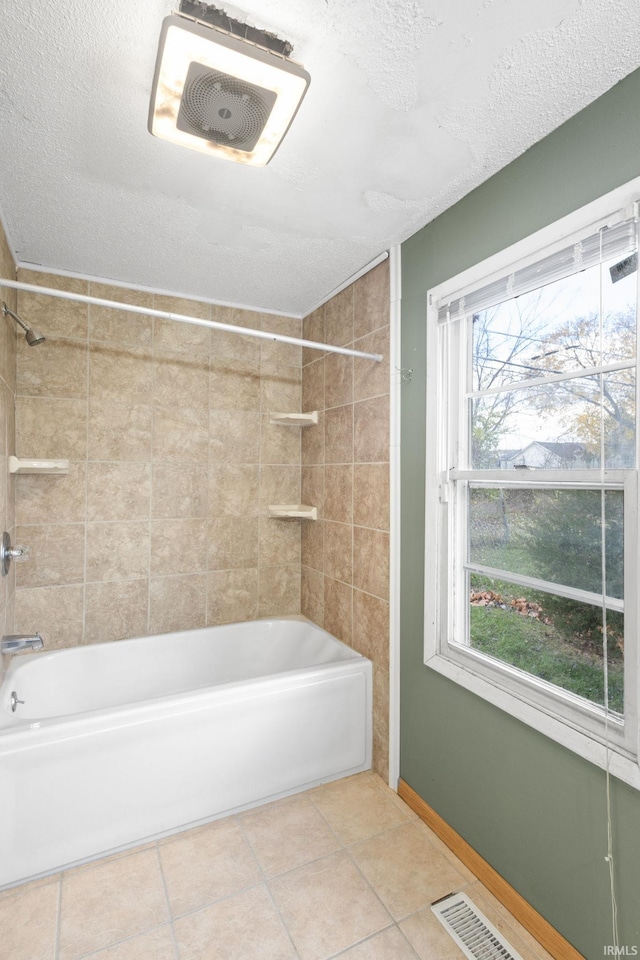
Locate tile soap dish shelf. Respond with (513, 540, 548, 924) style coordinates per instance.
(268, 504, 318, 520)
(269, 412, 318, 426)
(9, 456, 69, 475)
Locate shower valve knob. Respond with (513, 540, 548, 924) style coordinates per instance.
(9, 545, 29, 562)
(1, 533, 30, 576)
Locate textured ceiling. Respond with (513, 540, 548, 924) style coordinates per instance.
(1, 0, 640, 317)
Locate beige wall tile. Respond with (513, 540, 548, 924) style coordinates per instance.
(260, 415, 301, 465)
(16, 462, 87, 525)
(301, 356, 324, 412)
(210, 306, 262, 362)
(258, 564, 301, 617)
(301, 564, 324, 626)
(14, 584, 84, 650)
(324, 576, 352, 646)
(17, 336, 88, 399)
(209, 410, 260, 463)
(259, 464, 300, 510)
(324, 352, 353, 409)
(0, 281, 17, 394)
(354, 395, 389, 463)
(353, 325, 389, 402)
(261, 314, 302, 368)
(353, 260, 390, 340)
(260, 360, 301, 412)
(208, 463, 259, 517)
(208, 516, 259, 570)
(89, 283, 154, 346)
(301, 516, 323, 572)
(153, 351, 209, 410)
(325, 286, 354, 347)
(301, 465, 323, 519)
(353, 527, 389, 601)
(90, 343, 152, 405)
(353, 463, 389, 531)
(301, 411, 324, 465)
(324, 405, 353, 464)
(372, 665, 390, 781)
(152, 463, 208, 518)
(16, 397, 88, 460)
(324, 520, 352, 584)
(302, 306, 325, 366)
(89, 306, 153, 347)
(153, 404, 209, 463)
(15, 523, 85, 588)
(207, 568, 258, 625)
(86, 521, 150, 582)
(150, 518, 207, 576)
(259, 515, 301, 566)
(85, 579, 149, 644)
(353, 589, 389, 662)
(18, 269, 89, 339)
(88, 400, 152, 462)
(153, 296, 211, 356)
(149, 574, 207, 633)
(210, 356, 261, 411)
(87, 462, 151, 521)
(324, 464, 353, 523)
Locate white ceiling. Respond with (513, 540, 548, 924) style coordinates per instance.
(1, 0, 640, 318)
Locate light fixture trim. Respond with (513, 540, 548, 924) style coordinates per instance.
(148, 14, 310, 166)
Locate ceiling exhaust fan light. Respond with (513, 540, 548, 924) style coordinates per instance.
(148, 15, 310, 166)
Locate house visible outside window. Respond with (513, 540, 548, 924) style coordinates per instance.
(424, 180, 640, 786)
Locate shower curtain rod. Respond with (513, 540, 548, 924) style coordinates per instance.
(0, 278, 383, 362)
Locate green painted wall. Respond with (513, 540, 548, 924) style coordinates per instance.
(400, 69, 640, 960)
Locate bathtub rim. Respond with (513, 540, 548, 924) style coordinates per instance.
(0, 616, 371, 739)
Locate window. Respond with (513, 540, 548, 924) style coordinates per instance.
(425, 181, 640, 786)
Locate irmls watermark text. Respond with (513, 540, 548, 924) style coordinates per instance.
(604, 948, 638, 956)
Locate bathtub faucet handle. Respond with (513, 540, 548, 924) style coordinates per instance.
(1, 532, 30, 576)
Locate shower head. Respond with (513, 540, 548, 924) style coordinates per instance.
(2, 302, 45, 345)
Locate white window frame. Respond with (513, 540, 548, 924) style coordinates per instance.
(424, 177, 640, 791)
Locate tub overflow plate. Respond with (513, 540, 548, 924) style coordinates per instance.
(10, 691, 24, 713)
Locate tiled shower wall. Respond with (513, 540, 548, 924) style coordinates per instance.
(300, 261, 390, 779)
(0, 222, 17, 681)
(13, 270, 303, 646)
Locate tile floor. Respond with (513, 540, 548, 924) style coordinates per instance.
(0, 771, 555, 960)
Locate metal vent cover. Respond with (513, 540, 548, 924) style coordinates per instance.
(431, 893, 526, 960)
(176, 60, 277, 151)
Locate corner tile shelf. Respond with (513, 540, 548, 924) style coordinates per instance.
(269, 411, 318, 426)
(9, 456, 69, 475)
(268, 504, 318, 520)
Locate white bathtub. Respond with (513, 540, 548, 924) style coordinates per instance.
(0, 617, 372, 888)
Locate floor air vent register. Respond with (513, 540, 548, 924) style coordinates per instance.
(431, 893, 525, 960)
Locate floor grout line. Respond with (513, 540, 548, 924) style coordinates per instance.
(6, 772, 554, 960)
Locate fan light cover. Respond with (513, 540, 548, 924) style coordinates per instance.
(148, 15, 310, 166)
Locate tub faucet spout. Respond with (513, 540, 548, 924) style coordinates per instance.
(1, 633, 44, 653)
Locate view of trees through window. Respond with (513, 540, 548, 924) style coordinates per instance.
(464, 254, 636, 713)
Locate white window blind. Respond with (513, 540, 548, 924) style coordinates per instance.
(437, 217, 637, 323)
